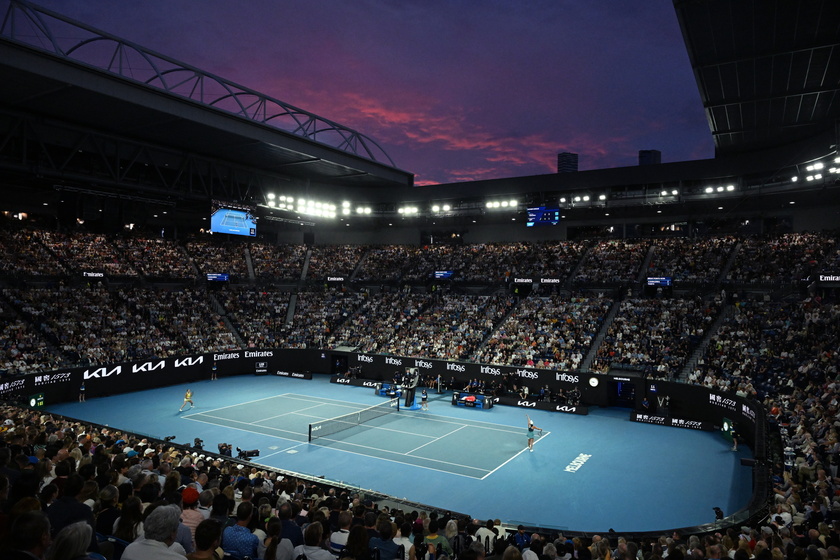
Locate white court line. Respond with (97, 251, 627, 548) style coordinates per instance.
(259, 441, 309, 460)
(401, 410, 523, 435)
(480, 431, 552, 480)
(186, 413, 306, 439)
(406, 425, 467, 455)
(255, 403, 330, 424)
(183, 393, 297, 416)
(310, 437, 490, 478)
(186, 392, 525, 477)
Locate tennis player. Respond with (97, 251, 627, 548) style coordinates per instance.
(526, 415, 542, 452)
(179, 388, 194, 411)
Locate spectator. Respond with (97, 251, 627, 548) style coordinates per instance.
(222, 501, 259, 559)
(122, 504, 185, 560)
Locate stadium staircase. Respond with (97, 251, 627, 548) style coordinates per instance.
(579, 298, 621, 372)
(470, 294, 523, 361)
(183, 244, 201, 278)
(244, 246, 256, 280)
(281, 249, 312, 327)
(349, 249, 371, 282)
(562, 241, 594, 289)
(677, 303, 735, 381)
(636, 242, 657, 283)
(299, 248, 312, 287)
(208, 294, 246, 348)
(714, 240, 742, 292)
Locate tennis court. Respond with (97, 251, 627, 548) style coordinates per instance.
(220, 210, 248, 228)
(42, 376, 753, 531)
(184, 393, 542, 478)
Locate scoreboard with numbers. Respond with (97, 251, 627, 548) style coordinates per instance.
(526, 206, 561, 226)
(28, 393, 45, 408)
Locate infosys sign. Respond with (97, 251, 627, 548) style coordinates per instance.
(342, 352, 582, 390)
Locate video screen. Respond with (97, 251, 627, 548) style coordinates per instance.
(207, 273, 230, 282)
(210, 200, 256, 237)
(526, 206, 561, 227)
(434, 270, 454, 279)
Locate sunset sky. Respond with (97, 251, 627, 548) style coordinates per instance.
(33, 0, 714, 185)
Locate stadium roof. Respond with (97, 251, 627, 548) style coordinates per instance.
(0, 0, 413, 205)
(0, 0, 838, 229)
(674, 0, 840, 157)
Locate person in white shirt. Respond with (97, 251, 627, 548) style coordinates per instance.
(122, 504, 187, 560)
(474, 520, 496, 553)
(330, 511, 353, 557)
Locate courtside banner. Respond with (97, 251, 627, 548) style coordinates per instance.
(332, 351, 583, 394)
(330, 375, 381, 388)
(494, 395, 588, 415)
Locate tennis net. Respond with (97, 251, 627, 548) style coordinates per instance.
(309, 398, 400, 442)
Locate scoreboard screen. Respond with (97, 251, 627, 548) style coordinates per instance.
(526, 206, 561, 226)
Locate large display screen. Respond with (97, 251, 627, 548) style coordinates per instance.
(526, 206, 560, 227)
(210, 200, 256, 237)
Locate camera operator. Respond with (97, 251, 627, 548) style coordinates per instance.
(218, 443, 232, 457)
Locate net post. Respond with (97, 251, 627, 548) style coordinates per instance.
(308, 423, 313, 442)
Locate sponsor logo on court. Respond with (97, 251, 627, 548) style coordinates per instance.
(362, 381, 378, 387)
(634, 413, 666, 425)
(517, 400, 536, 407)
(357, 355, 374, 363)
(670, 418, 703, 430)
(132, 360, 166, 373)
(84, 366, 122, 379)
(741, 404, 756, 421)
(246, 350, 273, 358)
(709, 393, 737, 412)
(447, 363, 465, 372)
(335, 378, 351, 384)
(174, 356, 204, 368)
(385, 357, 402, 366)
(414, 360, 432, 369)
(564, 453, 592, 473)
(555, 405, 577, 413)
(214, 352, 239, 360)
(34, 372, 73, 386)
(275, 371, 308, 378)
(480, 365, 501, 375)
(0, 379, 26, 395)
(515, 369, 539, 380)
(555, 372, 579, 384)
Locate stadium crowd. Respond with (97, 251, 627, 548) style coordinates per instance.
(0, 225, 839, 558)
(573, 240, 649, 285)
(249, 244, 306, 282)
(646, 237, 737, 285)
(475, 296, 609, 370)
(592, 296, 722, 378)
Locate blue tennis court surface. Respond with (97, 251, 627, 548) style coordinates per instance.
(184, 394, 543, 478)
(42, 375, 753, 532)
